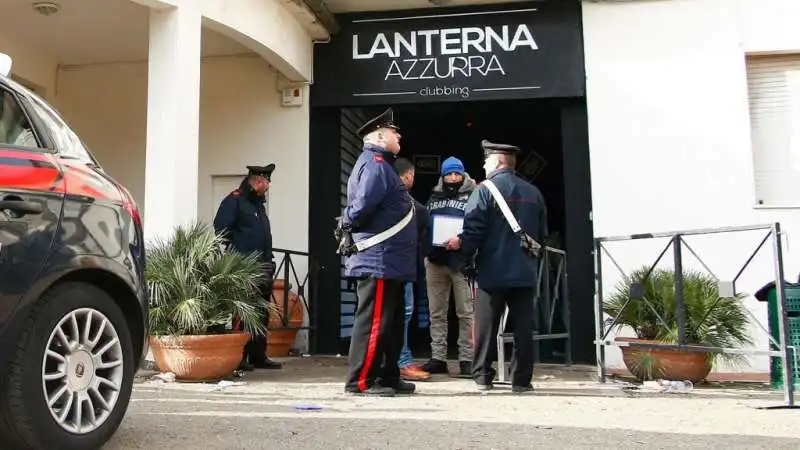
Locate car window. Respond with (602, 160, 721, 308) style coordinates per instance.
(0, 88, 42, 149)
(26, 95, 95, 164)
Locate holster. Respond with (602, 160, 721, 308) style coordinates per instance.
(336, 232, 356, 256)
(519, 232, 543, 258)
(458, 253, 478, 280)
(333, 216, 356, 256)
(459, 262, 477, 280)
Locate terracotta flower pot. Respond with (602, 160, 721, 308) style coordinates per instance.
(267, 279, 304, 357)
(149, 332, 250, 381)
(616, 337, 712, 383)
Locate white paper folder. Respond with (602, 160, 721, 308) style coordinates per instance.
(431, 215, 464, 246)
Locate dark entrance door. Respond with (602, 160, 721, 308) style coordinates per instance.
(309, 1, 596, 363)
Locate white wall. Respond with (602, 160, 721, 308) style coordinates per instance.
(200, 0, 315, 81)
(583, 0, 800, 373)
(197, 55, 310, 255)
(0, 31, 58, 101)
(56, 62, 148, 202)
(740, 0, 800, 54)
(55, 54, 310, 254)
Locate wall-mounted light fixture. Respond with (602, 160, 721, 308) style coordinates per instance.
(32, 1, 60, 16)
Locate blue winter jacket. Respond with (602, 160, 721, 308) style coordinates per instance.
(459, 168, 548, 290)
(426, 174, 477, 271)
(342, 144, 417, 281)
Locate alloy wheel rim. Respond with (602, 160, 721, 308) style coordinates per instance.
(41, 308, 124, 434)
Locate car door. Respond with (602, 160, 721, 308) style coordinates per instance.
(0, 85, 65, 330)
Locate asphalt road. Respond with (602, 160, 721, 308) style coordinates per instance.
(108, 414, 800, 450)
(104, 383, 800, 450)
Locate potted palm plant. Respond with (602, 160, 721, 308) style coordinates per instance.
(604, 266, 752, 383)
(147, 222, 275, 381)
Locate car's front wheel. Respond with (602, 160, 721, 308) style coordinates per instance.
(0, 282, 135, 450)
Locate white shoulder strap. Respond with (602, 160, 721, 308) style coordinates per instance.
(352, 201, 415, 253)
(483, 180, 521, 233)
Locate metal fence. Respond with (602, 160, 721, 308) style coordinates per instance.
(593, 223, 796, 409)
(496, 246, 571, 383)
(269, 248, 318, 350)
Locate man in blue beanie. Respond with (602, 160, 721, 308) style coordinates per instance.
(420, 156, 477, 378)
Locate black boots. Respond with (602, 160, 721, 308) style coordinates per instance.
(345, 380, 416, 397)
(420, 359, 472, 378)
(420, 358, 449, 374)
(457, 361, 472, 378)
(238, 356, 282, 372)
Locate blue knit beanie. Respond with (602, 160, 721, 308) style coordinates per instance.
(441, 156, 465, 176)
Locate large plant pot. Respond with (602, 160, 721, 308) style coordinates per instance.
(617, 337, 712, 383)
(149, 333, 250, 381)
(267, 279, 304, 357)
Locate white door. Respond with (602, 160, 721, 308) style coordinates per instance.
(746, 54, 800, 207)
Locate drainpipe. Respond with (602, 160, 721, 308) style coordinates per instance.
(297, 0, 340, 35)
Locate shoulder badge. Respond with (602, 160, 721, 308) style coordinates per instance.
(231, 189, 241, 197)
(373, 154, 384, 162)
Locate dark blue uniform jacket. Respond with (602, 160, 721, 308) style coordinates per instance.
(459, 168, 548, 290)
(213, 178, 274, 264)
(342, 144, 417, 281)
(413, 196, 431, 274)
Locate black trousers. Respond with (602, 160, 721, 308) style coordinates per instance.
(345, 277, 405, 392)
(472, 287, 535, 387)
(242, 282, 272, 364)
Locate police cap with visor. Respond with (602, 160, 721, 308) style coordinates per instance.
(246, 164, 275, 181)
(356, 108, 400, 138)
(481, 139, 521, 158)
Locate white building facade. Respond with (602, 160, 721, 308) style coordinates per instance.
(2, 0, 328, 353)
(3, 0, 798, 375)
(584, 0, 800, 375)
(1, 0, 327, 249)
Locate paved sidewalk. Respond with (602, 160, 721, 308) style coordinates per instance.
(108, 357, 800, 449)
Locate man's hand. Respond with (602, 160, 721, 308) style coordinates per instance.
(264, 260, 276, 279)
(445, 237, 462, 251)
(459, 262, 477, 279)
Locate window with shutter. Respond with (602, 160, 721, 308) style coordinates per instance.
(746, 54, 800, 208)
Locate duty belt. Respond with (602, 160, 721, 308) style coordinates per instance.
(352, 204, 415, 253)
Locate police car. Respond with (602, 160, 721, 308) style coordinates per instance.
(0, 53, 147, 449)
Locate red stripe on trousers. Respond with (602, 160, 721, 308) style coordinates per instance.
(358, 279, 385, 392)
(471, 285, 476, 347)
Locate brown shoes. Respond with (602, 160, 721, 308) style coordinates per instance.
(400, 364, 431, 381)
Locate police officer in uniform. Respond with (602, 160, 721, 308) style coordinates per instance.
(336, 108, 418, 397)
(445, 140, 548, 393)
(213, 164, 282, 371)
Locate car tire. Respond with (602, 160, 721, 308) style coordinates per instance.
(0, 282, 135, 450)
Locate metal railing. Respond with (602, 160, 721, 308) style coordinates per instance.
(593, 223, 796, 409)
(268, 248, 316, 343)
(496, 246, 571, 383)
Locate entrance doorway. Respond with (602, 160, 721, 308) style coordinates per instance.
(392, 99, 564, 235)
(307, 1, 594, 362)
(332, 98, 581, 362)
(309, 99, 594, 362)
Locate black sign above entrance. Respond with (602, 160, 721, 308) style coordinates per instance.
(311, 1, 585, 106)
